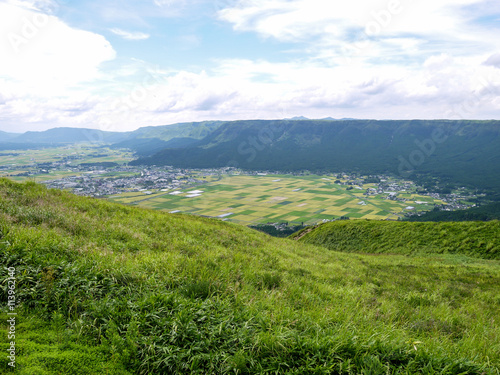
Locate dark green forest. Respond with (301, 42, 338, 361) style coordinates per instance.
(406, 202, 500, 222)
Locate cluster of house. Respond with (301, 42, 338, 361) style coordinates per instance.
(41, 166, 215, 197)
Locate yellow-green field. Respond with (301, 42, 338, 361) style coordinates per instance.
(109, 174, 444, 225)
(0, 146, 134, 181)
(0, 145, 132, 165)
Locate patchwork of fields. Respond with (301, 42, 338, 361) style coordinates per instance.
(0, 146, 133, 182)
(109, 174, 443, 225)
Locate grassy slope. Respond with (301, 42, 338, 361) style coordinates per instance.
(292, 220, 500, 260)
(0, 178, 499, 374)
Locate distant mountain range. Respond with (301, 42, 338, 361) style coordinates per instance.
(0, 121, 223, 154)
(0, 127, 127, 145)
(286, 117, 359, 121)
(0, 130, 20, 141)
(110, 121, 222, 156)
(2, 119, 500, 194)
(131, 119, 500, 193)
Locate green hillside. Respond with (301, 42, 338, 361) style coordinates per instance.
(0, 122, 223, 155)
(10, 127, 129, 144)
(292, 220, 500, 259)
(129, 121, 223, 141)
(0, 131, 19, 142)
(1, 178, 499, 374)
(132, 119, 500, 192)
(111, 121, 223, 156)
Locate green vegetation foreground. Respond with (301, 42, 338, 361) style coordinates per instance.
(292, 220, 500, 260)
(0, 178, 499, 374)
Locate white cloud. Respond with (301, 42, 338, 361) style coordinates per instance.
(219, 0, 485, 37)
(218, 0, 500, 63)
(153, 0, 183, 7)
(0, 2, 117, 131)
(110, 28, 150, 40)
(484, 53, 500, 68)
(4, 0, 57, 12)
(29, 54, 498, 132)
(1, 0, 500, 133)
(3, 50, 500, 132)
(0, 3, 115, 94)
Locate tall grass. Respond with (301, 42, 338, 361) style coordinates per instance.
(292, 220, 500, 259)
(0, 178, 499, 374)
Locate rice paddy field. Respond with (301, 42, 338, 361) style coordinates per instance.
(0, 146, 134, 182)
(109, 174, 444, 225)
(0, 145, 132, 166)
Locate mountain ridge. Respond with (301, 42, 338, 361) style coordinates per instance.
(131, 119, 500, 192)
(0, 130, 19, 141)
(0, 122, 224, 155)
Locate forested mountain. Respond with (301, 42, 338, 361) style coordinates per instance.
(0, 121, 223, 155)
(110, 121, 223, 156)
(6, 127, 129, 144)
(131, 119, 500, 192)
(0, 131, 19, 142)
(126, 121, 222, 140)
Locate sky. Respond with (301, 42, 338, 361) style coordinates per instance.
(0, 0, 500, 133)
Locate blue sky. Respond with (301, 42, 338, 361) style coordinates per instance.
(1, 0, 500, 132)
